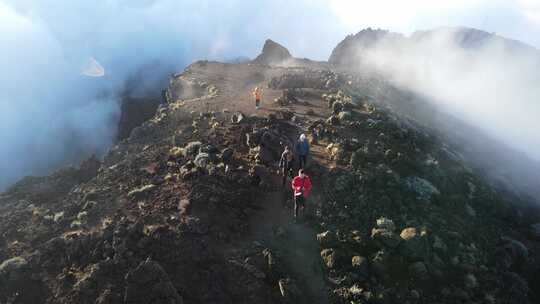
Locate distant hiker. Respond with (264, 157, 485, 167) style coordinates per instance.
(295, 133, 310, 169)
(249, 167, 261, 187)
(310, 128, 319, 145)
(291, 169, 312, 220)
(253, 87, 263, 109)
(279, 145, 295, 186)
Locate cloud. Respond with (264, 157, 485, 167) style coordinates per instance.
(0, 0, 345, 190)
(517, 0, 540, 23)
(326, 0, 540, 49)
(327, 0, 488, 30)
(356, 27, 540, 161)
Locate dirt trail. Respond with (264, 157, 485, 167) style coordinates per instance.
(247, 181, 329, 303)
(243, 114, 331, 302)
(177, 63, 332, 302)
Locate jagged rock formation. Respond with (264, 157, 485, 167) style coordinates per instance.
(329, 28, 405, 67)
(329, 26, 540, 69)
(2, 33, 540, 304)
(253, 39, 292, 65)
(411, 26, 540, 55)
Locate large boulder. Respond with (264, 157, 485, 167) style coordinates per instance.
(0, 257, 29, 285)
(337, 111, 353, 122)
(371, 218, 401, 249)
(253, 39, 292, 65)
(221, 148, 234, 162)
(321, 248, 341, 269)
(194, 153, 210, 168)
(184, 141, 202, 156)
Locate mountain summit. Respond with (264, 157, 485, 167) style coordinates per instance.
(253, 39, 292, 65)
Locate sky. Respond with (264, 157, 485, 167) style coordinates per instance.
(0, 0, 539, 190)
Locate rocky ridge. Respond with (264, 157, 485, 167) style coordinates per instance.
(1, 32, 540, 304)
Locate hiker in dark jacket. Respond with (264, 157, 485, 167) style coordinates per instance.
(295, 133, 310, 169)
(278, 146, 295, 186)
(249, 167, 261, 187)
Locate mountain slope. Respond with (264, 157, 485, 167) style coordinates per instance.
(1, 31, 540, 304)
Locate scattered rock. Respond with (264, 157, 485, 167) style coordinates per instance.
(464, 273, 478, 289)
(337, 111, 352, 122)
(317, 231, 338, 248)
(127, 184, 156, 201)
(184, 141, 202, 156)
(231, 112, 245, 124)
(278, 278, 300, 300)
(351, 256, 369, 278)
(376, 217, 395, 231)
(169, 146, 184, 158)
(321, 248, 340, 269)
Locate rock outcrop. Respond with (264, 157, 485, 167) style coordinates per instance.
(329, 28, 404, 67)
(253, 39, 292, 65)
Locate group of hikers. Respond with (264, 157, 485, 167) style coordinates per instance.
(279, 134, 312, 221)
(252, 85, 313, 221)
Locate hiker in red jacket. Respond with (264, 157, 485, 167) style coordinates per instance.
(291, 169, 312, 220)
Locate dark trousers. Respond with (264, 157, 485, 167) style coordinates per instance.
(255, 99, 260, 107)
(294, 194, 305, 218)
(298, 155, 307, 169)
(281, 162, 294, 186)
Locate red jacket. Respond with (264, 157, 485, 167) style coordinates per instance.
(292, 175, 312, 198)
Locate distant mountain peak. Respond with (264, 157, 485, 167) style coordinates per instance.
(253, 39, 292, 65)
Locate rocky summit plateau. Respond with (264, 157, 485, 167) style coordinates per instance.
(2, 29, 540, 304)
